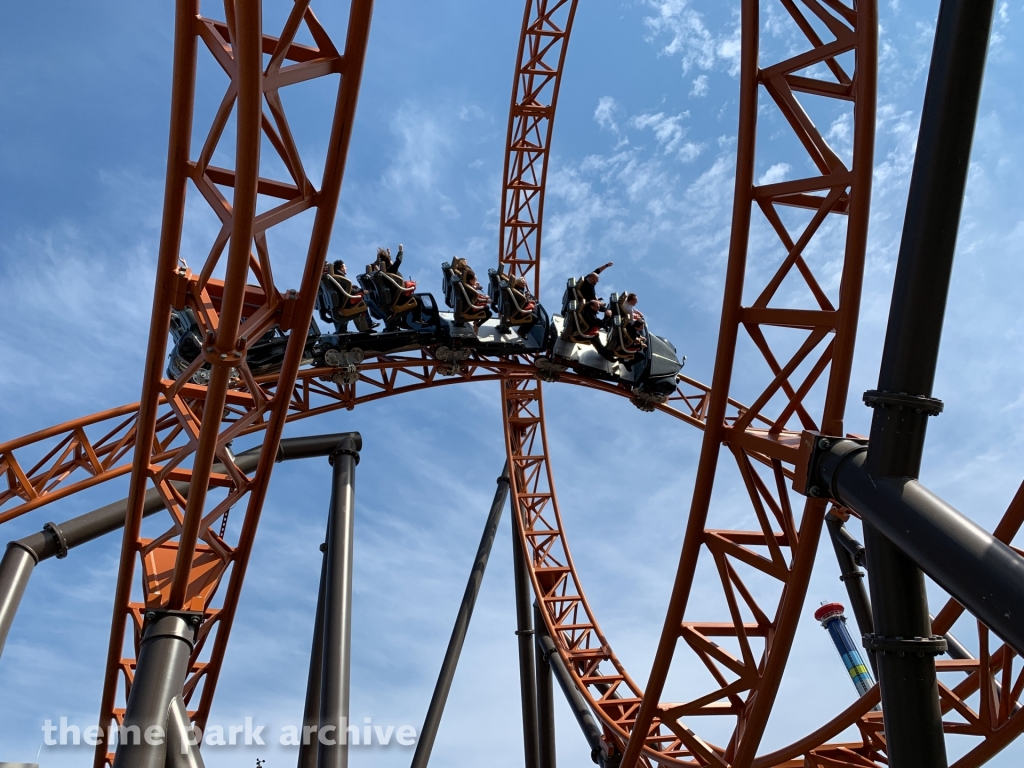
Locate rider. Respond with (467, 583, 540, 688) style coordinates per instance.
(578, 261, 614, 305)
(622, 292, 644, 323)
(318, 260, 374, 333)
(374, 243, 432, 326)
(377, 244, 405, 274)
(622, 292, 647, 347)
(578, 262, 614, 330)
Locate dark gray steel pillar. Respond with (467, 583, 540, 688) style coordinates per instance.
(0, 543, 37, 658)
(317, 434, 361, 768)
(817, 448, 1024, 656)
(512, 513, 540, 768)
(533, 604, 557, 768)
(113, 611, 201, 768)
(166, 695, 205, 768)
(298, 544, 329, 768)
(534, 613, 605, 765)
(410, 466, 510, 768)
(858, 0, 995, 763)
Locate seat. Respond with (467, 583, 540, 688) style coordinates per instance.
(489, 269, 537, 331)
(359, 267, 419, 329)
(442, 261, 491, 326)
(559, 277, 601, 344)
(605, 292, 645, 360)
(316, 271, 370, 333)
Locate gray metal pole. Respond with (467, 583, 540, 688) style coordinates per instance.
(113, 611, 201, 768)
(166, 695, 205, 768)
(533, 604, 557, 768)
(512, 510, 540, 768)
(0, 543, 37, 658)
(410, 466, 510, 768)
(534, 613, 605, 765)
(298, 544, 329, 768)
(317, 434, 361, 768)
(857, 0, 994, 763)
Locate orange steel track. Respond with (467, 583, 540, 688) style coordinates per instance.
(3, 1, 1024, 767)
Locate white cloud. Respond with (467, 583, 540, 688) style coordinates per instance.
(632, 111, 690, 154)
(690, 74, 709, 97)
(643, 0, 741, 76)
(677, 141, 704, 162)
(384, 103, 454, 193)
(594, 95, 620, 132)
(757, 162, 791, 186)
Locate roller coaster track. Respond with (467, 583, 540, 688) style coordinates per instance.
(3, 0, 1024, 766)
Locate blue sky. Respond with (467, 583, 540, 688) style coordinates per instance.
(3, 0, 1024, 765)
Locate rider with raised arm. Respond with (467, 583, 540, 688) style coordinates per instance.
(376, 243, 405, 274)
(578, 261, 614, 304)
(579, 261, 614, 330)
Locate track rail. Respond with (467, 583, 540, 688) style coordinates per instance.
(0, 359, 729, 525)
(499, 0, 578, 296)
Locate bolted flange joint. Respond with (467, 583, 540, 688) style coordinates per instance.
(202, 330, 246, 367)
(140, 609, 205, 650)
(43, 522, 69, 560)
(863, 389, 943, 416)
(792, 431, 868, 500)
(863, 633, 947, 657)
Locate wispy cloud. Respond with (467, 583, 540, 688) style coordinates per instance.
(643, 0, 742, 76)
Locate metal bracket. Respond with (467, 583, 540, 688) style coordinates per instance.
(43, 522, 69, 560)
(863, 633, 947, 657)
(863, 389, 944, 416)
(792, 431, 868, 499)
(328, 446, 360, 466)
(140, 609, 205, 649)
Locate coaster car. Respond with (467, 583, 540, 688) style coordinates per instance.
(165, 307, 319, 383)
(633, 331, 683, 397)
(442, 260, 492, 326)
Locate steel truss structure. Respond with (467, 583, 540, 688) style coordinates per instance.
(3, 0, 1024, 766)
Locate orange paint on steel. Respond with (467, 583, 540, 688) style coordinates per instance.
(189, 0, 375, 732)
(498, 0, 579, 297)
(0, 362, 726, 525)
(168, 0, 264, 611)
(617, 0, 881, 762)
(5, 366, 1024, 766)
(93, 1, 201, 763)
(82, 0, 373, 760)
